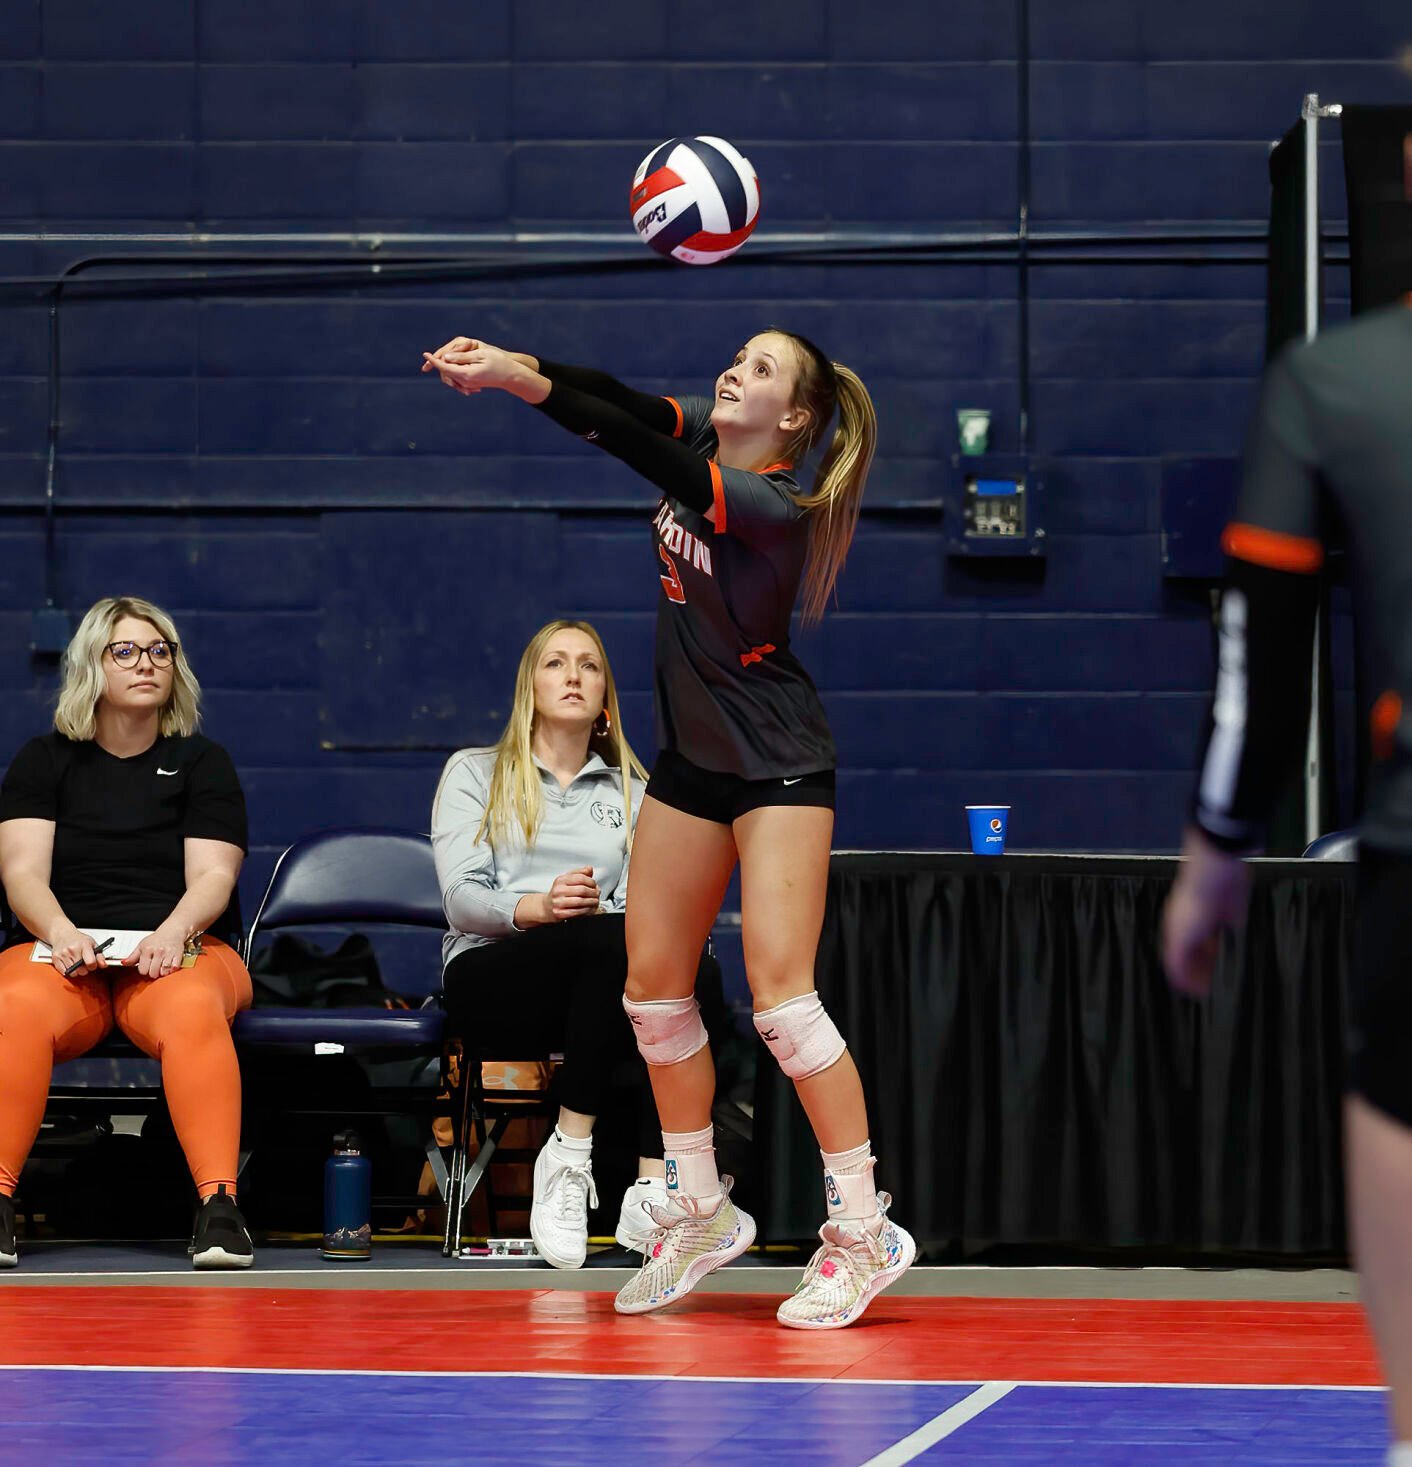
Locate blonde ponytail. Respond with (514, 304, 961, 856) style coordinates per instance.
(788, 362, 877, 625)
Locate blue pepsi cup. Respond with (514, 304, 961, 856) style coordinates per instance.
(322, 1130, 372, 1260)
(966, 805, 1010, 855)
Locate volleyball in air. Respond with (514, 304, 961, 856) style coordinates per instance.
(629, 136, 761, 265)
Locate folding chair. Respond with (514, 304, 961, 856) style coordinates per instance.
(238, 828, 451, 1224)
(240, 826, 555, 1252)
(439, 1006, 559, 1258)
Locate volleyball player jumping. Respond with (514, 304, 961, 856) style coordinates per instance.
(423, 330, 915, 1328)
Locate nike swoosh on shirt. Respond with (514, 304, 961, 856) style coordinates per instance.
(782, 777, 803, 786)
(156, 768, 180, 776)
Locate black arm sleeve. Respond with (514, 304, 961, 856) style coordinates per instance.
(532, 381, 715, 513)
(1190, 556, 1320, 852)
(534, 359, 680, 436)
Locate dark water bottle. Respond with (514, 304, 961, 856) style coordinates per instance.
(322, 1129, 372, 1260)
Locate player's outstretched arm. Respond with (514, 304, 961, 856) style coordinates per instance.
(423, 336, 677, 433)
(421, 340, 715, 512)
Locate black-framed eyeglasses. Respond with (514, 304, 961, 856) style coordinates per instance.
(106, 640, 178, 668)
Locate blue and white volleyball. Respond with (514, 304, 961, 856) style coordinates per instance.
(629, 136, 761, 265)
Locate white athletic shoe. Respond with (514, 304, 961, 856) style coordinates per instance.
(776, 1192, 916, 1329)
(614, 1177, 755, 1315)
(529, 1139, 598, 1270)
(614, 1177, 670, 1253)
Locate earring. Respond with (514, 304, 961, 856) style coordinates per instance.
(593, 709, 612, 738)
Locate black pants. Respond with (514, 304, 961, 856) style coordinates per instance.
(442, 914, 728, 1159)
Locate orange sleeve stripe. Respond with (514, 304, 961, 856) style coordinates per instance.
(1221, 522, 1324, 574)
(709, 461, 727, 534)
(663, 395, 684, 439)
(1371, 690, 1403, 762)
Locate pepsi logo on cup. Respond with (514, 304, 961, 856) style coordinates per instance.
(989, 818, 1003, 832)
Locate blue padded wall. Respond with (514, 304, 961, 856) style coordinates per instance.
(1, 2, 1408, 961)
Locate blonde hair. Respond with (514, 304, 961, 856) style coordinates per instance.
(54, 596, 201, 742)
(770, 330, 878, 625)
(474, 620, 647, 851)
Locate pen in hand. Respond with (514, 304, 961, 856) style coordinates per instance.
(64, 935, 114, 978)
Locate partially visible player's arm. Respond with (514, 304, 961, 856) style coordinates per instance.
(1165, 552, 1320, 996)
(1190, 349, 1327, 852)
(1190, 548, 1320, 852)
(1164, 348, 1325, 997)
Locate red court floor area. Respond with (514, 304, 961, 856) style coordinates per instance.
(0, 1288, 1381, 1387)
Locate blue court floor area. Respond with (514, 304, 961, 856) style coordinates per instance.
(0, 1367, 1389, 1466)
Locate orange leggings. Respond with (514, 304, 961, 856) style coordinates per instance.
(0, 936, 252, 1200)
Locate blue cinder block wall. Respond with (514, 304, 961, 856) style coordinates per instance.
(2, 3, 1410, 961)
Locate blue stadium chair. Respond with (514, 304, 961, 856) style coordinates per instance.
(240, 827, 554, 1256)
(238, 827, 451, 1232)
(1301, 829, 1358, 861)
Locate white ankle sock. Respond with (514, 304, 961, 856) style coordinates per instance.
(549, 1127, 592, 1161)
(662, 1125, 720, 1205)
(821, 1140, 880, 1228)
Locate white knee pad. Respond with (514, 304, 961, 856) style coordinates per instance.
(622, 993, 709, 1066)
(753, 992, 846, 1080)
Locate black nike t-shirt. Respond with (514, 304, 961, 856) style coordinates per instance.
(0, 732, 247, 942)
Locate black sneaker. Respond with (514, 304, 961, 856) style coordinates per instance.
(0, 1192, 16, 1268)
(189, 1185, 254, 1269)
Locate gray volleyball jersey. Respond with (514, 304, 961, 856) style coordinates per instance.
(653, 393, 836, 780)
(1195, 303, 1412, 852)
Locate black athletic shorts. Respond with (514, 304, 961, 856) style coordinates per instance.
(647, 748, 835, 826)
(1348, 847, 1412, 1129)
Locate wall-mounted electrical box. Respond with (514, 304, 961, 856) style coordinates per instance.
(944, 455, 1045, 558)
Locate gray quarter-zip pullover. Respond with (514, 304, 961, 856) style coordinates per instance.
(431, 746, 646, 969)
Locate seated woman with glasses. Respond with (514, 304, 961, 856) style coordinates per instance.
(0, 596, 254, 1270)
(434, 619, 725, 1268)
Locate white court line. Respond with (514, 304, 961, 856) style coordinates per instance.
(0, 1364, 1384, 1392)
(859, 1382, 1016, 1466)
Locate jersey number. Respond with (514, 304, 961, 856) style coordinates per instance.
(658, 545, 686, 604)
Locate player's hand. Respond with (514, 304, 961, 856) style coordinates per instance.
(421, 337, 520, 395)
(422, 335, 479, 390)
(545, 867, 601, 922)
(48, 923, 103, 976)
(1161, 826, 1251, 999)
(423, 335, 481, 363)
(124, 922, 187, 979)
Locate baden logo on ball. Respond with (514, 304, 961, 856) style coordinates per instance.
(630, 135, 761, 265)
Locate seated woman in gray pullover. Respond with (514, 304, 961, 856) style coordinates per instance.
(435, 735, 643, 962)
(431, 619, 655, 1269)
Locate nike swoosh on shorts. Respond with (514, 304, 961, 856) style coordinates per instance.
(156, 768, 179, 776)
